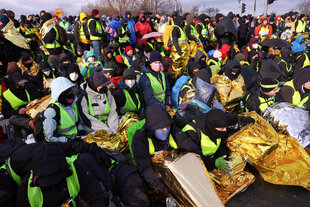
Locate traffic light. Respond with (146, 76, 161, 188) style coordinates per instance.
(241, 3, 246, 13)
(268, 0, 276, 4)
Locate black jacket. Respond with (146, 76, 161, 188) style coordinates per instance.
(42, 26, 63, 55)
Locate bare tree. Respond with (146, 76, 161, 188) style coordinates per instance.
(139, 0, 174, 14)
(204, 7, 220, 17)
(296, 0, 310, 15)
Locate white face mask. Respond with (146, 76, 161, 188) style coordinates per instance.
(218, 57, 222, 62)
(252, 44, 258, 49)
(69, 72, 79, 82)
(88, 56, 95, 63)
(125, 80, 135, 88)
(43, 70, 51, 76)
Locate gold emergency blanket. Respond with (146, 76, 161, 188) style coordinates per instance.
(171, 43, 190, 79)
(211, 74, 246, 113)
(209, 153, 255, 204)
(188, 41, 205, 58)
(153, 152, 224, 207)
(2, 20, 30, 50)
(26, 95, 51, 119)
(84, 112, 140, 151)
(227, 112, 310, 190)
(39, 19, 57, 56)
(17, 60, 39, 77)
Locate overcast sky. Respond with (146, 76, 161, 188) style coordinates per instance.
(0, 0, 305, 17)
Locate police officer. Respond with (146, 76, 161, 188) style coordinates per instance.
(245, 78, 279, 114)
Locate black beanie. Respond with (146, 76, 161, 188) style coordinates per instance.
(122, 68, 136, 80)
(92, 68, 111, 88)
(149, 51, 162, 64)
(260, 78, 279, 92)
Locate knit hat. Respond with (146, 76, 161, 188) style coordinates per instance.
(234, 53, 246, 62)
(213, 50, 222, 58)
(92, 68, 111, 88)
(91, 9, 99, 17)
(122, 68, 136, 80)
(102, 67, 114, 75)
(149, 51, 162, 64)
(260, 78, 279, 92)
(125, 46, 133, 54)
(115, 55, 124, 63)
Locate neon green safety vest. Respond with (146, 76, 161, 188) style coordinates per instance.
(182, 120, 221, 156)
(119, 27, 130, 43)
(297, 53, 310, 68)
(148, 135, 178, 155)
(59, 21, 70, 31)
(87, 94, 110, 122)
(208, 59, 221, 68)
(87, 18, 104, 41)
(296, 20, 306, 33)
(259, 25, 269, 37)
(189, 24, 198, 38)
(78, 21, 90, 44)
(245, 93, 275, 112)
(197, 22, 207, 38)
(44, 27, 61, 49)
(48, 101, 79, 139)
(120, 89, 141, 114)
(27, 155, 80, 207)
(278, 59, 292, 73)
(122, 55, 136, 68)
(283, 80, 309, 107)
(145, 72, 166, 104)
(7, 158, 22, 185)
(170, 25, 187, 43)
(3, 89, 30, 110)
(63, 43, 76, 55)
(147, 42, 155, 51)
(25, 28, 36, 42)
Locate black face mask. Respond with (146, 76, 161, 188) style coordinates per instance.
(61, 63, 70, 71)
(16, 85, 25, 92)
(58, 89, 75, 106)
(140, 19, 146, 23)
(199, 59, 206, 66)
(98, 87, 108, 94)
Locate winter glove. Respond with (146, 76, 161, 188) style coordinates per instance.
(238, 116, 255, 126)
(95, 150, 112, 167)
(215, 156, 230, 172)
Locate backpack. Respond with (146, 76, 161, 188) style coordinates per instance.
(33, 103, 60, 142)
(171, 75, 190, 108)
(55, 24, 68, 45)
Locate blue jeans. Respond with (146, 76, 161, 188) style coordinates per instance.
(91, 40, 102, 60)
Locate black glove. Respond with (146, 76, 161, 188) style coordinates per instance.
(95, 150, 112, 167)
(238, 116, 255, 126)
(78, 130, 86, 136)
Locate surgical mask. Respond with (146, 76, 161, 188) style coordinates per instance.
(217, 57, 222, 62)
(155, 127, 170, 141)
(69, 72, 79, 82)
(43, 70, 51, 76)
(88, 57, 95, 63)
(152, 63, 164, 72)
(125, 80, 135, 88)
(98, 87, 108, 94)
(252, 44, 258, 49)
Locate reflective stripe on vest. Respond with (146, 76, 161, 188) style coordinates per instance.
(120, 89, 140, 114)
(259, 25, 269, 37)
(296, 20, 306, 33)
(182, 121, 221, 156)
(3, 89, 30, 110)
(283, 80, 309, 107)
(197, 22, 207, 38)
(87, 18, 103, 41)
(278, 59, 292, 73)
(49, 101, 78, 137)
(170, 25, 187, 43)
(27, 155, 80, 207)
(147, 42, 155, 51)
(122, 55, 136, 68)
(88, 94, 110, 122)
(119, 27, 130, 43)
(148, 135, 178, 155)
(145, 72, 166, 104)
(44, 27, 61, 49)
(190, 24, 198, 38)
